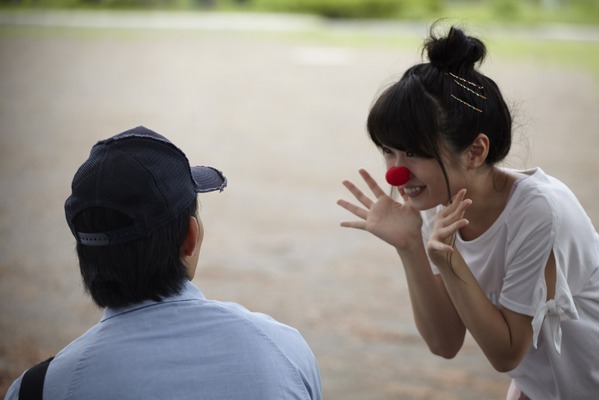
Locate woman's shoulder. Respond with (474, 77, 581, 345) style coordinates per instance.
(505, 168, 564, 208)
(506, 167, 596, 240)
(508, 167, 581, 211)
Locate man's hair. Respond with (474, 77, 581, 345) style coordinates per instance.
(73, 198, 198, 308)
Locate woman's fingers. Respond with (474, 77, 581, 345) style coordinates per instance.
(440, 189, 472, 221)
(428, 189, 472, 255)
(337, 173, 379, 229)
(358, 168, 387, 199)
(340, 169, 387, 204)
(341, 179, 374, 209)
(338, 169, 425, 248)
(339, 219, 366, 230)
(338, 168, 411, 231)
(437, 218, 470, 240)
(336, 198, 368, 221)
(428, 239, 454, 253)
(338, 169, 390, 217)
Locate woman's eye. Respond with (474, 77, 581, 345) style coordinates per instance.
(381, 146, 392, 154)
(405, 151, 416, 158)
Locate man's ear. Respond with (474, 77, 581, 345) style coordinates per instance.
(181, 216, 199, 257)
(465, 133, 490, 168)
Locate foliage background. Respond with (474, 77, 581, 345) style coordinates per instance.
(1, 0, 598, 24)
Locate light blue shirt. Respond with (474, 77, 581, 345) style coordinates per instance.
(6, 281, 322, 400)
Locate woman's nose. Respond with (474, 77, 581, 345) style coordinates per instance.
(386, 154, 402, 168)
(386, 166, 411, 186)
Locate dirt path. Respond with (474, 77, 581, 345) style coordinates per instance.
(1, 12, 598, 399)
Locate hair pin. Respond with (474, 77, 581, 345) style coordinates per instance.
(448, 72, 484, 90)
(452, 79, 487, 99)
(447, 72, 485, 113)
(450, 94, 483, 113)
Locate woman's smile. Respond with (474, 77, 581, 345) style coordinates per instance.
(403, 185, 426, 197)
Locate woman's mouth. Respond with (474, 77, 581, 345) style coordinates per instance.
(403, 186, 426, 197)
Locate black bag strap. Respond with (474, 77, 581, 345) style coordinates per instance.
(18, 357, 54, 400)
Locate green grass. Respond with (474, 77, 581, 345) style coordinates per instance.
(489, 37, 599, 78)
(429, 2, 599, 26)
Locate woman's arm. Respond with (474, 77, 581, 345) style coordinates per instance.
(435, 249, 534, 371)
(427, 189, 536, 371)
(398, 243, 466, 358)
(337, 169, 466, 356)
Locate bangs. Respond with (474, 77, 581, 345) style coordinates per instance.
(367, 73, 441, 159)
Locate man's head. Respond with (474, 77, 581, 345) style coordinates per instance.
(65, 126, 227, 308)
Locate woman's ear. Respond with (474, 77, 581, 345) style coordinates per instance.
(465, 133, 490, 168)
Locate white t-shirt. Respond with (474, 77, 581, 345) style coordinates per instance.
(422, 167, 599, 399)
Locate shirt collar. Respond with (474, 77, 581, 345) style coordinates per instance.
(101, 280, 205, 322)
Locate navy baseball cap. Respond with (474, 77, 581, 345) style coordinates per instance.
(65, 126, 227, 246)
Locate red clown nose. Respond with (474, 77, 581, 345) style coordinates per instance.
(385, 166, 410, 186)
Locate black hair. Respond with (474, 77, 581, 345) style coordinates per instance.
(73, 198, 198, 308)
(367, 24, 512, 200)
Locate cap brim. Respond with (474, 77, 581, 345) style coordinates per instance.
(191, 166, 227, 193)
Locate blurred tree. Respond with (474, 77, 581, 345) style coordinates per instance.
(492, 0, 521, 18)
(252, 0, 403, 19)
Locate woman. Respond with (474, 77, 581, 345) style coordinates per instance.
(337, 25, 599, 399)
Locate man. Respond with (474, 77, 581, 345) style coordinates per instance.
(6, 126, 322, 400)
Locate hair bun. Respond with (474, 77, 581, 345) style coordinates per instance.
(424, 25, 486, 71)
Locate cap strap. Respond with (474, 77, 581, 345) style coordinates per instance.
(76, 226, 145, 246)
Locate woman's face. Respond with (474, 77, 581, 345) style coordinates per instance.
(382, 145, 462, 210)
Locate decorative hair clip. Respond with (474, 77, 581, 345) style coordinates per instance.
(447, 72, 485, 113)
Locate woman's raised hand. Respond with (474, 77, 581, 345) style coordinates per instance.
(337, 169, 423, 251)
(426, 188, 472, 268)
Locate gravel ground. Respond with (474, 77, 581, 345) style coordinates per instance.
(1, 11, 598, 399)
